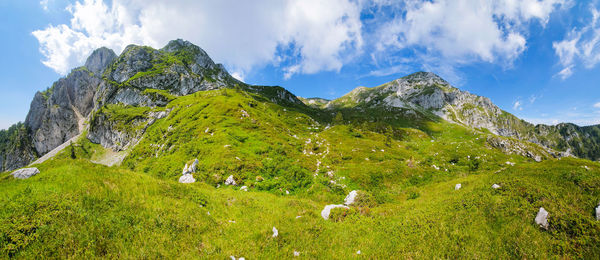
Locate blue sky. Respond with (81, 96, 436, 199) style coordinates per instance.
(0, 0, 599, 129)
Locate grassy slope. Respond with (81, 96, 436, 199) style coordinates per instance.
(1, 89, 600, 258)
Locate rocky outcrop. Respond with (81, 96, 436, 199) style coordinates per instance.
(87, 108, 170, 151)
(0, 123, 37, 172)
(321, 204, 349, 220)
(11, 167, 40, 179)
(179, 159, 198, 183)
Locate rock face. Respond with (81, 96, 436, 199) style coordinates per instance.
(11, 167, 40, 179)
(26, 69, 103, 155)
(535, 207, 549, 230)
(344, 190, 358, 205)
(85, 47, 117, 75)
(321, 204, 349, 220)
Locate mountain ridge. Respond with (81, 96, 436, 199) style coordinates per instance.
(0, 40, 599, 172)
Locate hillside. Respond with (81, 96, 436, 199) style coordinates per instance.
(1, 40, 599, 258)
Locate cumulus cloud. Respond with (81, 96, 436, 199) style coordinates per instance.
(372, 0, 567, 77)
(32, 0, 362, 77)
(553, 6, 600, 79)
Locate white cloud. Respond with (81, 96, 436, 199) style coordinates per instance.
(553, 6, 600, 79)
(593, 102, 600, 108)
(40, 0, 49, 11)
(373, 0, 567, 74)
(32, 0, 363, 78)
(513, 100, 523, 110)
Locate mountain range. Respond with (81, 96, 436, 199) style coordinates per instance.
(1, 39, 598, 172)
(1, 39, 599, 258)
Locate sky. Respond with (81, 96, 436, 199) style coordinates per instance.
(0, 0, 599, 129)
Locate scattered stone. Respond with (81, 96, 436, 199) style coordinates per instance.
(505, 161, 515, 166)
(207, 211, 210, 216)
(293, 251, 300, 257)
(492, 184, 501, 189)
(11, 168, 40, 179)
(432, 165, 440, 170)
(225, 175, 237, 185)
(296, 216, 302, 219)
(535, 207, 549, 230)
(240, 186, 248, 191)
(455, 184, 461, 190)
(321, 204, 349, 220)
(596, 203, 600, 221)
(357, 250, 361, 255)
(229, 220, 236, 223)
(286, 190, 290, 195)
(272, 227, 278, 237)
(179, 174, 196, 183)
(344, 190, 358, 205)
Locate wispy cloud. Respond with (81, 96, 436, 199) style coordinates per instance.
(553, 5, 600, 79)
(513, 100, 523, 111)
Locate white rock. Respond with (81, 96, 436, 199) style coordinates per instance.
(178, 174, 196, 183)
(293, 251, 300, 257)
(240, 186, 248, 191)
(344, 190, 358, 205)
(272, 226, 278, 237)
(535, 207, 549, 230)
(321, 204, 349, 220)
(596, 204, 600, 221)
(225, 175, 237, 185)
(357, 250, 361, 255)
(505, 161, 515, 166)
(432, 165, 439, 170)
(492, 184, 501, 189)
(296, 216, 302, 219)
(286, 190, 290, 195)
(182, 159, 199, 175)
(11, 168, 40, 179)
(455, 184, 461, 190)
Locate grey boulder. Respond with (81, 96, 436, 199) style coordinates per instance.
(11, 167, 40, 179)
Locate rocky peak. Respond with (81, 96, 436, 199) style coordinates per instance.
(401, 71, 448, 85)
(161, 39, 219, 74)
(85, 47, 117, 75)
